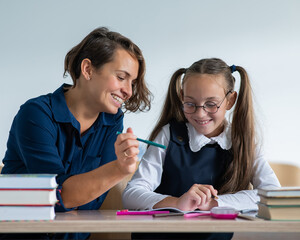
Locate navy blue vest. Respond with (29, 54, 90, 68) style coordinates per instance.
(155, 120, 233, 196)
(132, 120, 234, 240)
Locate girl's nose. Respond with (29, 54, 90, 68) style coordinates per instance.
(195, 106, 208, 117)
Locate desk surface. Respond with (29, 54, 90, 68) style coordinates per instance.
(0, 210, 299, 233)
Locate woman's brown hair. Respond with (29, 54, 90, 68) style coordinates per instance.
(64, 27, 152, 112)
(149, 58, 255, 194)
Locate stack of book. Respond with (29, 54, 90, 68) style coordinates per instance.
(257, 186, 300, 220)
(0, 174, 58, 221)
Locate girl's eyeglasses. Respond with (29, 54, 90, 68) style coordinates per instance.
(182, 91, 232, 114)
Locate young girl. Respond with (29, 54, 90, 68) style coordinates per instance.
(122, 58, 280, 240)
(1, 27, 151, 240)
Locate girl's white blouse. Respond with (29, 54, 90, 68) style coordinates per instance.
(122, 122, 281, 211)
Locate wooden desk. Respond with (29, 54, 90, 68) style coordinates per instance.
(0, 210, 299, 233)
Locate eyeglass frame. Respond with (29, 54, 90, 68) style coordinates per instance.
(182, 90, 233, 114)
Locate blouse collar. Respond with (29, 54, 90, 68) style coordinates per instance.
(186, 120, 232, 152)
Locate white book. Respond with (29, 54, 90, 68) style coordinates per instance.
(257, 186, 300, 197)
(0, 188, 57, 205)
(0, 174, 57, 189)
(0, 206, 55, 220)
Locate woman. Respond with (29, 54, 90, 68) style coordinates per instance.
(1, 27, 152, 239)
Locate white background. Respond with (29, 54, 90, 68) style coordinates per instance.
(0, 0, 299, 167)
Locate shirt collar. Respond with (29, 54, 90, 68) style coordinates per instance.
(51, 84, 75, 124)
(51, 84, 123, 130)
(186, 120, 232, 152)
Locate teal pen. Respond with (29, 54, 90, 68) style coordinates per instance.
(116, 131, 166, 149)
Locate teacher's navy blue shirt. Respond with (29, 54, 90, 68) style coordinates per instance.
(1, 84, 124, 239)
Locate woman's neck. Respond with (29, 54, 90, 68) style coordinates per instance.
(64, 86, 99, 135)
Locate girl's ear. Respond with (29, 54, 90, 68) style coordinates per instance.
(226, 91, 237, 110)
(81, 58, 93, 80)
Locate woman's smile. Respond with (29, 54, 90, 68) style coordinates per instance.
(111, 93, 125, 107)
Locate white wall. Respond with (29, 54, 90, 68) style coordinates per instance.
(1, 0, 299, 167)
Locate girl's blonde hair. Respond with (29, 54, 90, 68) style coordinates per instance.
(149, 58, 255, 194)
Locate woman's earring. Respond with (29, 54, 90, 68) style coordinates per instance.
(87, 76, 91, 80)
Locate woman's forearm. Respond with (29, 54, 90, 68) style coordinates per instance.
(61, 160, 127, 208)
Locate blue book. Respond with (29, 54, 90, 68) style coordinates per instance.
(0, 174, 58, 189)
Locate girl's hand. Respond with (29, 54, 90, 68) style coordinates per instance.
(176, 184, 218, 211)
(114, 127, 139, 175)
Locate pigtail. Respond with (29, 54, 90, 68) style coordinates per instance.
(220, 66, 255, 193)
(149, 68, 186, 142)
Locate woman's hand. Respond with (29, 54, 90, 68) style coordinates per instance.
(114, 127, 139, 175)
(176, 184, 218, 211)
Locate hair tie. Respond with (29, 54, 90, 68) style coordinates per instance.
(230, 65, 236, 73)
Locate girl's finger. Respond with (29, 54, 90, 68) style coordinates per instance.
(203, 185, 218, 198)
